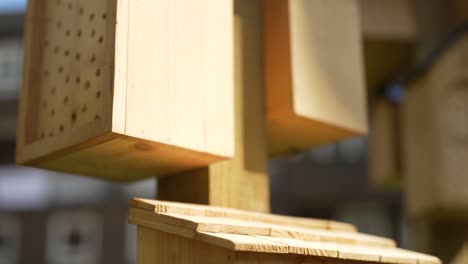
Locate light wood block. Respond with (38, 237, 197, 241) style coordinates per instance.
(402, 36, 468, 217)
(264, 0, 368, 156)
(130, 198, 441, 264)
(16, 0, 234, 181)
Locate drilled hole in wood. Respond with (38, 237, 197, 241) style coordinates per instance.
(64, 96, 68, 104)
(44, 40, 49, 47)
(58, 66, 63, 73)
(91, 29, 96, 37)
(77, 30, 82, 37)
(89, 13, 95, 21)
(65, 29, 71, 37)
(57, 20, 62, 29)
(94, 114, 100, 120)
(81, 105, 87, 112)
(41, 101, 47, 109)
(76, 76, 81, 84)
(50, 109, 55, 116)
(96, 91, 101, 98)
(91, 54, 96, 63)
(51, 87, 56, 95)
(71, 112, 77, 123)
(102, 13, 107, 20)
(64, 49, 69, 57)
(49, 131, 54, 137)
(75, 53, 81, 61)
(96, 68, 101, 77)
(98, 36, 104, 44)
(59, 124, 64, 132)
(79, 8, 84, 15)
(85, 80, 91, 90)
(67, 2, 72, 10)
(65, 75, 70, 83)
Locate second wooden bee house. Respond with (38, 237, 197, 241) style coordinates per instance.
(403, 35, 468, 217)
(16, 0, 234, 181)
(264, 0, 368, 156)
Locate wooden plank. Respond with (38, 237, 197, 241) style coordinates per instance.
(158, 0, 270, 213)
(264, 0, 367, 156)
(196, 232, 288, 253)
(131, 198, 356, 232)
(16, 0, 234, 181)
(253, 236, 440, 264)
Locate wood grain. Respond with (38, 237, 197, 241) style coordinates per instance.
(158, 0, 270, 213)
(264, 0, 367, 156)
(16, 0, 235, 181)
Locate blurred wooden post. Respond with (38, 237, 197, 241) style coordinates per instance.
(158, 0, 270, 213)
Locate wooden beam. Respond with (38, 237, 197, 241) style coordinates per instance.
(158, 0, 270, 213)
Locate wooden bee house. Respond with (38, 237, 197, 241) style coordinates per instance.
(264, 0, 368, 156)
(402, 35, 468, 217)
(16, 0, 234, 180)
(129, 198, 440, 264)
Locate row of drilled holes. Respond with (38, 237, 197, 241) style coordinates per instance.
(37, 0, 106, 139)
(56, 0, 107, 21)
(39, 111, 101, 139)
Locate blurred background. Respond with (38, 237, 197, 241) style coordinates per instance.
(1, 0, 468, 263)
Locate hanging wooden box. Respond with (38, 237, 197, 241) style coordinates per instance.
(129, 198, 440, 264)
(403, 36, 468, 217)
(264, 0, 368, 156)
(16, 0, 234, 181)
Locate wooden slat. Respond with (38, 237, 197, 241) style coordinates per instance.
(131, 198, 356, 232)
(130, 206, 394, 248)
(252, 236, 440, 264)
(196, 232, 288, 253)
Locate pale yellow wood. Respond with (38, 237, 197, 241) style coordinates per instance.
(158, 0, 270, 213)
(131, 198, 355, 232)
(16, 0, 234, 181)
(360, 0, 418, 40)
(123, 0, 234, 156)
(130, 199, 393, 248)
(255, 236, 440, 264)
(196, 232, 288, 253)
(264, 0, 367, 156)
